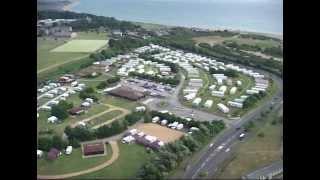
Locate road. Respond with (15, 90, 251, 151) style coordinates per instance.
(144, 73, 228, 123)
(182, 69, 283, 179)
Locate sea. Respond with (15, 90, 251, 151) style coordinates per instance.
(70, 0, 283, 35)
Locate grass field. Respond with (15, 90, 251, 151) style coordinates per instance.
(87, 110, 123, 127)
(100, 95, 140, 111)
(215, 108, 283, 179)
(37, 143, 112, 175)
(77, 143, 151, 179)
(75, 31, 108, 40)
(51, 40, 108, 53)
(192, 35, 280, 49)
(37, 38, 87, 71)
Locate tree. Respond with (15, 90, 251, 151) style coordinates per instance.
(51, 105, 68, 120)
(38, 137, 53, 152)
(51, 135, 68, 150)
(258, 132, 265, 138)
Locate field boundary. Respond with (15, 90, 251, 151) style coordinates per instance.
(37, 141, 119, 179)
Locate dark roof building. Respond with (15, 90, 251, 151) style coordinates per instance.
(83, 142, 105, 156)
(108, 86, 145, 101)
(47, 148, 60, 160)
(68, 107, 84, 115)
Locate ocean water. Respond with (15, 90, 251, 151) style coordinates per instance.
(71, 0, 282, 35)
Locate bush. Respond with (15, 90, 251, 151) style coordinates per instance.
(96, 81, 108, 89)
(258, 132, 265, 138)
(51, 105, 69, 120)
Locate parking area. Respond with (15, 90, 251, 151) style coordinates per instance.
(120, 78, 175, 98)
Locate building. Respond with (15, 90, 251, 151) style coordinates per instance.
(83, 142, 105, 156)
(65, 146, 73, 155)
(108, 86, 146, 101)
(229, 87, 237, 95)
(184, 93, 196, 101)
(192, 98, 202, 106)
(37, 150, 43, 158)
(227, 101, 243, 108)
(204, 100, 213, 108)
(48, 116, 58, 123)
(68, 107, 84, 115)
(212, 90, 224, 97)
(217, 103, 230, 113)
(219, 86, 227, 93)
(47, 148, 60, 160)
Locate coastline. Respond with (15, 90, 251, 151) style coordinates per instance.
(66, 1, 282, 40)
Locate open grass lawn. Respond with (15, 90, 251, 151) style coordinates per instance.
(87, 110, 123, 127)
(216, 109, 283, 179)
(100, 95, 140, 111)
(192, 35, 280, 49)
(37, 38, 88, 71)
(37, 143, 112, 175)
(77, 143, 151, 179)
(51, 40, 108, 53)
(74, 31, 108, 40)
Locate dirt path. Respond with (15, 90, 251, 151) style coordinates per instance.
(70, 104, 130, 128)
(37, 141, 120, 179)
(37, 54, 89, 74)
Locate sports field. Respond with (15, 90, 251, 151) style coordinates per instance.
(136, 123, 185, 143)
(51, 40, 108, 53)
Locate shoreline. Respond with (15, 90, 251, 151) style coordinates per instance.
(66, 1, 282, 39)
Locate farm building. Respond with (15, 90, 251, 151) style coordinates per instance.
(212, 90, 225, 97)
(217, 103, 230, 113)
(83, 142, 105, 156)
(68, 107, 84, 115)
(204, 100, 213, 108)
(192, 98, 202, 106)
(108, 86, 146, 101)
(228, 101, 243, 108)
(230, 87, 237, 95)
(47, 148, 60, 160)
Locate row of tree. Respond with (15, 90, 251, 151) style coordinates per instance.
(137, 118, 225, 179)
(243, 91, 267, 109)
(96, 76, 121, 89)
(209, 68, 238, 78)
(38, 135, 68, 152)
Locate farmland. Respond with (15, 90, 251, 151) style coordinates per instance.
(51, 40, 108, 53)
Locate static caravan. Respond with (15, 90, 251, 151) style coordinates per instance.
(192, 98, 202, 106)
(48, 116, 58, 123)
(237, 80, 242, 86)
(209, 85, 216, 90)
(219, 86, 227, 93)
(183, 88, 198, 94)
(161, 119, 168, 126)
(227, 101, 243, 108)
(65, 146, 73, 155)
(252, 87, 266, 92)
(204, 100, 213, 108)
(44, 93, 54, 98)
(234, 98, 245, 103)
(40, 106, 51, 111)
(212, 90, 224, 97)
(246, 89, 259, 95)
(152, 116, 160, 123)
(217, 103, 230, 113)
(229, 87, 237, 95)
(184, 93, 197, 101)
(176, 123, 184, 130)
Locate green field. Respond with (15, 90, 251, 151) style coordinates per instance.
(37, 38, 87, 71)
(87, 110, 123, 127)
(37, 143, 112, 175)
(51, 40, 108, 53)
(75, 31, 108, 40)
(100, 95, 140, 111)
(215, 108, 283, 179)
(77, 143, 151, 179)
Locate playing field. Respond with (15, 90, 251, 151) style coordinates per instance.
(51, 40, 108, 53)
(136, 123, 185, 143)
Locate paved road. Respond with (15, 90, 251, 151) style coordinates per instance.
(182, 69, 283, 179)
(144, 73, 228, 123)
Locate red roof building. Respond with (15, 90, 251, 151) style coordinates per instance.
(83, 142, 105, 156)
